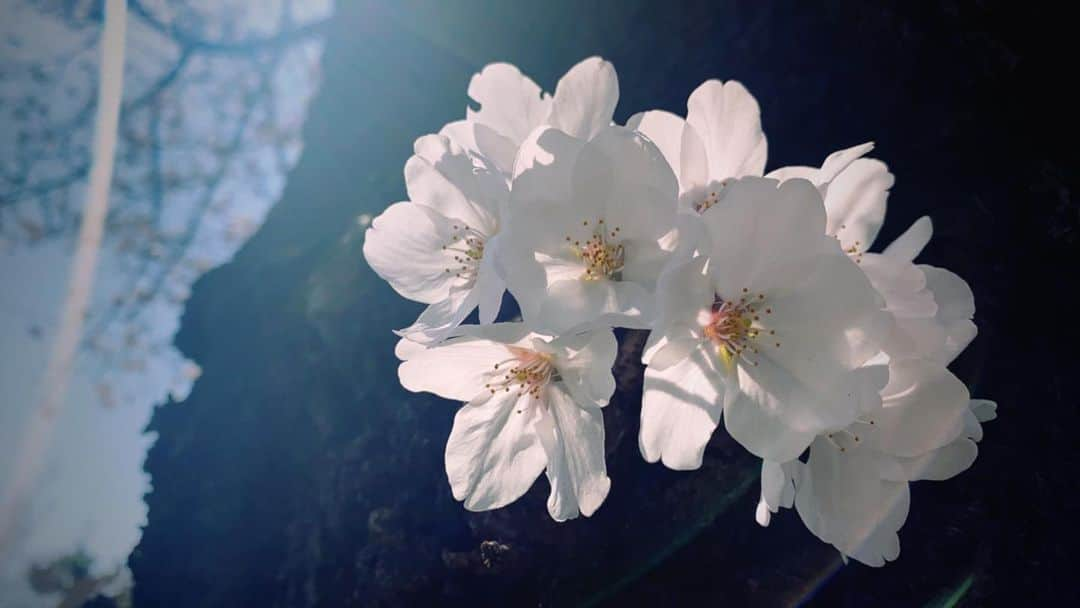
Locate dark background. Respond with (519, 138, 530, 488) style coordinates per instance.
(127, 1, 1079, 606)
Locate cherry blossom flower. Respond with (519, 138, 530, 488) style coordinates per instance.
(499, 125, 680, 334)
(363, 134, 508, 343)
(396, 323, 616, 521)
(640, 176, 889, 469)
(440, 57, 619, 177)
(754, 357, 996, 566)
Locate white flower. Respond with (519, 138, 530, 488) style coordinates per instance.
(640, 176, 888, 469)
(440, 57, 619, 177)
(396, 323, 617, 521)
(770, 143, 977, 363)
(627, 79, 767, 213)
(499, 124, 680, 334)
(362, 134, 508, 343)
(755, 357, 996, 567)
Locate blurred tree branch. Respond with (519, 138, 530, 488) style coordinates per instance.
(0, 0, 328, 384)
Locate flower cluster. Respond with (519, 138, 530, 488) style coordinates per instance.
(362, 57, 995, 566)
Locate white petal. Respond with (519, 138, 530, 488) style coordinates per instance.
(766, 142, 873, 190)
(857, 363, 892, 412)
(824, 158, 893, 253)
(883, 262, 977, 364)
(886, 319, 937, 361)
(570, 125, 678, 243)
(942, 320, 977, 364)
(701, 177, 828, 297)
(735, 255, 888, 431)
(860, 253, 936, 319)
(511, 126, 584, 195)
(466, 62, 551, 146)
(363, 202, 459, 303)
(757, 458, 804, 526)
(474, 246, 505, 324)
(685, 79, 768, 180)
(624, 110, 682, 181)
(859, 255, 938, 363)
(755, 499, 773, 527)
(626, 109, 709, 192)
(497, 253, 549, 327)
(970, 399, 997, 422)
(873, 360, 970, 458)
(921, 265, 977, 364)
(420, 132, 509, 215)
(961, 408, 984, 443)
(669, 207, 711, 261)
(640, 345, 725, 470)
(646, 330, 702, 371)
(729, 354, 884, 452)
(796, 437, 910, 567)
(887, 438, 977, 482)
(759, 459, 799, 514)
(475, 123, 521, 177)
(393, 336, 427, 361)
(615, 238, 670, 289)
(922, 265, 976, 321)
(764, 165, 818, 184)
(882, 216, 933, 262)
(537, 385, 611, 520)
(397, 324, 531, 400)
(536, 278, 654, 333)
(547, 328, 618, 408)
(548, 56, 618, 141)
(440, 322, 543, 344)
(766, 250, 888, 366)
(439, 119, 519, 178)
(445, 391, 548, 511)
(405, 135, 500, 233)
(439, 119, 481, 154)
(723, 390, 815, 463)
(817, 142, 876, 185)
(653, 254, 711, 331)
(395, 284, 479, 344)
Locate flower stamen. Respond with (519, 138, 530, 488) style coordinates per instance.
(825, 428, 862, 453)
(484, 346, 556, 404)
(568, 218, 625, 281)
(844, 240, 864, 264)
(701, 291, 777, 372)
(693, 179, 732, 213)
(695, 191, 719, 213)
(442, 223, 487, 282)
